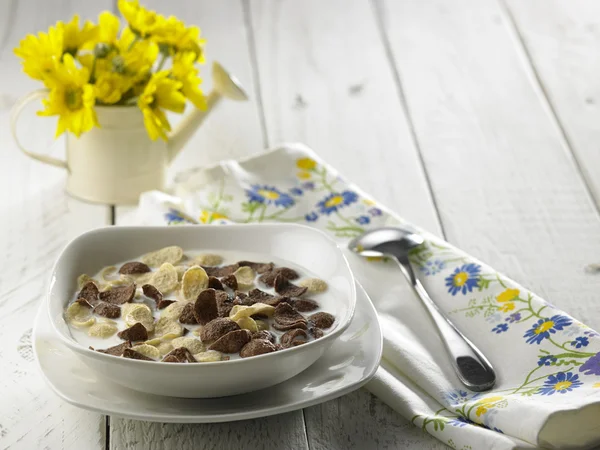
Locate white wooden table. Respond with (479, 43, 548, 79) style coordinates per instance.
(3, 0, 600, 448)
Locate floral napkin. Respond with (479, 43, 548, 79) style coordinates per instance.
(132, 143, 600, 450)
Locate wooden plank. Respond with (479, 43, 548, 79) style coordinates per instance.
(111, 414, 309, 450)
(110, 2, 308, 449)
(502, 0, 600, 209)
(248, 0, 441, 231)
(249, 0, 445, 448)
(0, 1, 112, 448)
(378, 0, 600, 326)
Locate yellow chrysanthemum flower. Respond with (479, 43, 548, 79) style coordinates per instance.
(58, 15, 98, 55)
(83, 11, 120, 51)
(118, 0, 164, 38)
(171, 52, 206, 109)
(94, 71, 132, 104)
(14, 26, 63, 84)
(117, 27, 158, 78)
(297, 171, 312, 179)
(138, 71, 185, 140)
(152, 16, 205, 61)
(38, 54, 98, 137)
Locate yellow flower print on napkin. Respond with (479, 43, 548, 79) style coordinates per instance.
(499, 302, 515, 313)
(296, 157, 316, 171)
(497, 288, 519, 303)
(474, 396, 505, 417)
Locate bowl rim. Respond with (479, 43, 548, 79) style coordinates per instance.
(48, 223, 357, 368)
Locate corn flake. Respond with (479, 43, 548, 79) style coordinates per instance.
(193, 350, 224, 362)
(157, 342, 174, 355)
(233, 266, 255, 290)
(181, 266, 209, 302)
(77, 274, 94, 289)
(161, 301, 186, 320)
(171, 337, 206, 354)
(123, 303, 155, 332)
(65, 303, 96, 328)
(154, 317, 184, 339)
(229, 303, 275, 321)
(88, 322, 118, 338)
(132, 343, 160, 360)
(100, 266, 119, 281)
(141, 246, 184, 267)
(193, 254, 223, 266)
(236, 316, 258, 332)
(150, 263, 178, 293)
(298, 277, 328, 293)
(255, 319, 269, 331)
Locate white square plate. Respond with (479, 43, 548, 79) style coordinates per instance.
(33, 281, 381, 423)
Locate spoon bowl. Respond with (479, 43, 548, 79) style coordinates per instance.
(349, 227, 424, 260)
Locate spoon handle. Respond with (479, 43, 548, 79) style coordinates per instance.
(397, 257, 496, 391)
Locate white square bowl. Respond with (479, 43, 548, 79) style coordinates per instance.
(48, 224, 356, 398)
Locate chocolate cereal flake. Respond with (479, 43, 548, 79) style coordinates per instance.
(193, 289, 220, 324)
(240, 339, 277, 358)
(208, 329, 251, 353)
(78, 281, 100, 305)
(163, 347, 196, 363)
(238, 261, 274, 274)
(274, 275, 307, 297)
(259, 267, 299, 287)
(94, 302, 121, 319)
(245, 288, 288, 307)
(273, 302, 308, 331)
(200, 318, 240, 342)
(281, 329, 308, 348)
(208, 276, 224, 290)
(221, 274, 238, 290)
(142, 284, 163, 304)
(203, 264, 239, 277)
(291, 298, 319, 312)
(96, 341, 131, 356)
(157, 299, 176, 310)
(117, 322, 148, 341)
(162, 355, 181, 363)
(309, 327, 324, 339)
(251, 330, 275, 343)
(119, 261, 151, 275)
(99, 283, 136, 305)
(179, 302, 198, 324)
(123, 348, 153, 361)
(310, 312, 335, 329)
(75, 298, 93, 308)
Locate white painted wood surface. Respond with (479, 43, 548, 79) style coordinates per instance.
(4, 0, 600, 449)
(0, 1, 112, 449)
(503, 0, 600, 211)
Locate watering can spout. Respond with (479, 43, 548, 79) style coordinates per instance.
(167, 62, 248, 162)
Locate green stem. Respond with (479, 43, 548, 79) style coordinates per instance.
(335, 210, 364, 232)
(258, 204, 267, 222)
(156, 52, 168, 72)
(90, 56, 98, 83)
(318, 168, 336, 192)
(495, 274, 508, 288)
(548, 338, 594, 357)
(127, 35, 140, 51)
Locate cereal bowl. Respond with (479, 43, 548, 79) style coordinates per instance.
(48, 224, 356, 398)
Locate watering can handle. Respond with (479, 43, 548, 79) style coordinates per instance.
(10, 89, 68, 170)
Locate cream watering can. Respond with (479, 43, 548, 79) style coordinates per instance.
(10, 62, 248, 205)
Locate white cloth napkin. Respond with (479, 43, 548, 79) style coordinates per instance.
(131, 143, 600, 449)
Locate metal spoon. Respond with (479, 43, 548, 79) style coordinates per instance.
(349, 227, 496, 392)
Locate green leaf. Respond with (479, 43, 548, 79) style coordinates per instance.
(468, 298, 477, 307)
